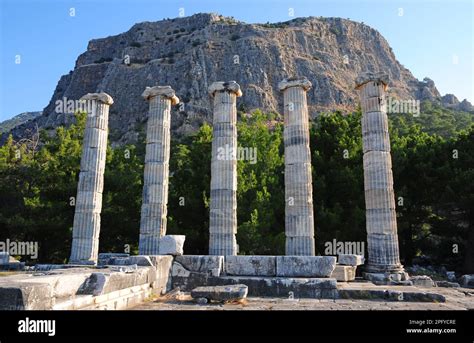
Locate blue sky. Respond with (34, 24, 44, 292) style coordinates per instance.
(0, 0, 472, 121)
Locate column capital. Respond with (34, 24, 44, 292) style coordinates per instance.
(142, 86, 180, 105)
(208, 81, 242, 97)
(80, 92, 114, 105)
(278, 77, 312, 92)
(355, 72, 389, 90)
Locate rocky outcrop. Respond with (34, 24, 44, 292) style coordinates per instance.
(5, 13, 472, 144)
(0, 111, 41, 134)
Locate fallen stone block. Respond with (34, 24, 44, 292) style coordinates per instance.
(446, 271, 456, 282)
(159, 235, 185, 256)
(191, 284, 248, 302)
(410, 275, 435, 288)
(436, 281, 460, 288)
(460, 274, 474, 288)
(276, 256, 336, 277)
(174, 255, 224, 276)
(337, 254, 364, 266)
(331, 265, 356, 281)
(225, 256, 276, 276)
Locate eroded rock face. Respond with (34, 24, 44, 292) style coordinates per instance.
(8, 13, 464, 145)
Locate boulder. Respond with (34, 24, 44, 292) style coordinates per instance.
(276, 256, 336, 277)
(158, 235, 185, 256)
(446, 271, 456, 282)
(190, 284, 248, 302)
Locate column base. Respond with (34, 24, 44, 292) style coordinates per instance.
(363, 264, 410, 285)
(364, 262, 404, 274)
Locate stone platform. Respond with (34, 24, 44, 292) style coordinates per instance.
(0, 256, 173, 310)
(0, 254, 455, 310)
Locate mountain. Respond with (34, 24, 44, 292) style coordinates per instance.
(0, 111, 42, 134)
(4, 13, 472, 144)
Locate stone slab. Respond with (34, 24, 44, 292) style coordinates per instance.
(0, 282, 53, 310)
(77, 266, 155, 296)
(338, 254, 365, 266)
(410, 275, 435, 288)
(174, 255, 224, 277)
(435, 281, 460, 288)
(276, 256, 336, 277)
(158, 235, 185, 256)
(209, 276, 338, 299)
(190, 284, 248, 302)
(225, 256, 276, 276)
(331, 265, 356, 282)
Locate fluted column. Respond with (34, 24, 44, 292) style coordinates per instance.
(208, 81, 242, 256)
(69, 92, 113, 265)
(356, 72, 404, 274)
(139, 86, 179, 255)
(279, 78, 315, 256)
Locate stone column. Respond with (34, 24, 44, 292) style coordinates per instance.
(69, 92, 113, 265)
(355, 72, 404, 275)
(208, 81, 242, 256)
(279, 78, 315, 256)
(139, 86, 179, 255)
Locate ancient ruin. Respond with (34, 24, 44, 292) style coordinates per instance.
(355, 72, 406, 281)
(139, 86, 179, 255)
(279, 78, 316, 256)
(69, 92, 113, 265)
(208, 81, 241, 256)
(1, 74, 471, 312)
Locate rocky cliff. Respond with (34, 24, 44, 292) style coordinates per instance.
(6, 13, 472, 144)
